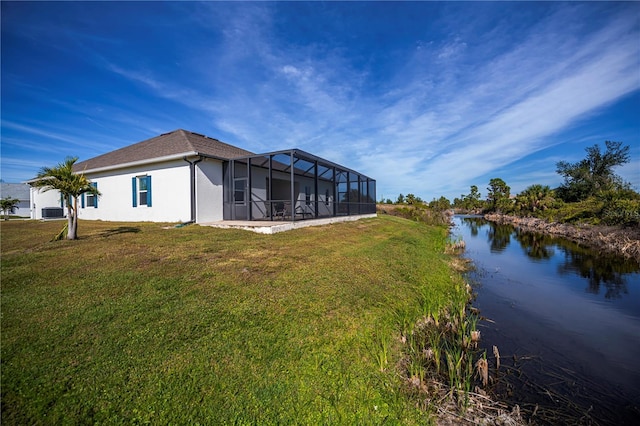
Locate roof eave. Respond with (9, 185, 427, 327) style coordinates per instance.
(74, 151, 225, 175)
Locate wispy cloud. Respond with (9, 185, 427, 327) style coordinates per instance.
(102, 3, 640, 198)
(351, 4, 640, 197)
(1, 121, 111, 152)
(4, 2, 636, 196)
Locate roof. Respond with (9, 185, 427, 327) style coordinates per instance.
(1, 183, 30, 200)
(73, 129, 254, 172)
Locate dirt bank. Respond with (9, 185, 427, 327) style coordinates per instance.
(484, 214, 640, 262)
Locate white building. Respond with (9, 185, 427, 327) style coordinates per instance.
(1, 182, 31, 217)
(30, 130, 376, 224)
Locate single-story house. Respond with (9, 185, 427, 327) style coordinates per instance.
(1, 182, 31, 217)
(29, 129, 376, 224)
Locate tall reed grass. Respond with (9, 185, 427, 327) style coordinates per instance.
(398, 236, 488, 413)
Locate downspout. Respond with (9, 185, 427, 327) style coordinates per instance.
(183, 156, 204, 223)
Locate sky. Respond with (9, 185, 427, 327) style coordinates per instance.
(1, 1, 639, 202)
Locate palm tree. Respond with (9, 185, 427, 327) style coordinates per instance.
(0, 197, 20, 220)
(31, 157, 99, 240)
(515, 184, 555, 214)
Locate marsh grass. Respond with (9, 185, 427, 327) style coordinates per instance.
(396, 239, 492, 416)
(1, 216, 462, 424)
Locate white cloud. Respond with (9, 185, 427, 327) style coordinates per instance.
(350, 5, 640, 198)
(25, 3, 635, 199)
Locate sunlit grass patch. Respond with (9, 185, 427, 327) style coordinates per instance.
(2, 216, 459, 424)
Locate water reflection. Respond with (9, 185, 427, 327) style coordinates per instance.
(559, 249, 633, 299)
(487, 223, 512, 253)
(514, 230, 555, 260)
(463, 216, 482, 236)
(461, 216, 639, 299)
(456, 216, 640, 424)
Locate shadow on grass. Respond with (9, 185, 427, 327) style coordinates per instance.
(101, 226, 141, 237)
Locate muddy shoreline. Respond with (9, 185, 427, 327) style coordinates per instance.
(483, 213, 640, 262)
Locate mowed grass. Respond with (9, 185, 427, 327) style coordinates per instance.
(1, 216, 459, 424)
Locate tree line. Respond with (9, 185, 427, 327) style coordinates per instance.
(381, 141, 639, 226)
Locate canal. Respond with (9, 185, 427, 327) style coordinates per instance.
(452, 216, 640, 425)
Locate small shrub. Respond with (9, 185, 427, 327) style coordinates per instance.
(378, 204, 451, 226)
(601, 199, 640, 226)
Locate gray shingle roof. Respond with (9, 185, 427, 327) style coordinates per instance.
(73, 129, 254, 172)
(1, 183, 30, 200)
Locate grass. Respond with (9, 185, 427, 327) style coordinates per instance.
(1, 216, 464, 424)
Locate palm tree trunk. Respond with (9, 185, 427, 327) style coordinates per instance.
(67, 197, 78, 240)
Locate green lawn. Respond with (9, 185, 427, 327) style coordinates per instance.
(1, 216, 461, 424)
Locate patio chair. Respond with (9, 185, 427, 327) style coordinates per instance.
(273, 202, 290, 219)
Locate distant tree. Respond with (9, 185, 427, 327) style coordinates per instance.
(343, 188, 374, 204)
(31, 157, 100, 240)
(556, 141, 631, 202)
(515, 184, 556, 214)
(452, 197, 463, 209)
(0, 197, 20, 220)
(429, 196, 451, 211)
(396, 193, 405, 204)
(463, 185, 483, 210)
(487, 178, 511, 213)
(405, 193, 417, 205)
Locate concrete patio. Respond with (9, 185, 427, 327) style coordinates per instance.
(200, 213, 377, 234)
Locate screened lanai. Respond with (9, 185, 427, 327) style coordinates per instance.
(223, 149, 376, 221)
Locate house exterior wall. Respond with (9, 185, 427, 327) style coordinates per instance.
(195, 158, 224, 223)
(30, 186, 64, 219)
(250, 166, 270, 220)
(30, 158, 226, 224)
(77, 159, 192, 222)
(318, 179, 334, 216)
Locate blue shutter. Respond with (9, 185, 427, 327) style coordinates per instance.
(146, 175, 152, 207)
(81, 193, 85, 208)
(132, 177, 137, 207)
(60, 193, 64, 208)
(93, 183, 98, 208)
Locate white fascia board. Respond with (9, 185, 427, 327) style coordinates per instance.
(76, 152, 201, 175)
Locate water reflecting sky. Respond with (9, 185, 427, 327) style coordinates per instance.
(453, 216, 640, 424)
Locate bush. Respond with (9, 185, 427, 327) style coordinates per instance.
(378, 204, 451, 226)
(601, 199, 640, 226)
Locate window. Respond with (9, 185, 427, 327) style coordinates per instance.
(82, 182, 98, 208)
(325, 188, 330, 206)
(305, 186, 311, 206)
(86, 193, 96, 208)
(132, 175, 152, 207)
(234, 178, 246, 204)
(139, 177, 148, 205)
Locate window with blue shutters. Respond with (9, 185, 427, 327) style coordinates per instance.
(133, 176, 152, 207)
(83, 182, 98, 208)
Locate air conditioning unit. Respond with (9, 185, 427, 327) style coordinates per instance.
(42, 207, 64, 218)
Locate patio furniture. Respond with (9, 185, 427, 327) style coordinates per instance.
(273, 202, 291, 220)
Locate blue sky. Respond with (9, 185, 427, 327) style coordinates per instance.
(2, 1, 639, 202)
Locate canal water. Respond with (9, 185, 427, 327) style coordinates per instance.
(452, 216, 640, 425)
